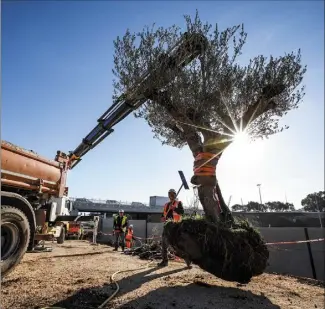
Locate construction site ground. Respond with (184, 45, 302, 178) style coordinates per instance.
(1, 241, 324, 309)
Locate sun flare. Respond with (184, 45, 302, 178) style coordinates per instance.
(223, 129, 265, 168)
(233, 130, 250, 146)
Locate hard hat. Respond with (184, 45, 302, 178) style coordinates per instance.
(168, 189, 177, 195)
(129, 224, 133, 229)
(119, 209, 124, 213)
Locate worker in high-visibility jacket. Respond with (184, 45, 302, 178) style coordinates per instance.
(125, 224, 136, 249)
(113, 209, 128, 252)
(158, 189, 191, 268)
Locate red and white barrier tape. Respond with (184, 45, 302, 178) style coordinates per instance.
(98, 232, 324, 246)
(98, 232, 161, 240)
(136, 236, 161, 240)
(266, 238, 324, 246)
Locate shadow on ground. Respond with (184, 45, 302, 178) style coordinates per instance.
(51, 266, 186, 309)
(115, 283, 281, 309)
(51, 266, 280, 309)
(295, 276, 325, 288)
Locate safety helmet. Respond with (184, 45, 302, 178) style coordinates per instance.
(119, 209, 124, 213)
(168, 189, 177, 195)
(129, 224, 133, 229)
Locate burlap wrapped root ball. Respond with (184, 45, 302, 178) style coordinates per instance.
(164, 218, 269, 284)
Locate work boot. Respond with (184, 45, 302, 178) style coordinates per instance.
(185, 258, 192, 269)
(157, 260, 168, 267)
(122, 247, 125, 252)
(113, 248, 118, 251)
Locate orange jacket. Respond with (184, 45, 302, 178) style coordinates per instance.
(162, 200, 184, 222)
(125, 228, 135, 248)
(125, 228, 134, 241)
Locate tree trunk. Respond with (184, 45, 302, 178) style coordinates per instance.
(197, 185, 219, 222)
(196, 178, 234, 225)
(190, 136, 234, 225)
(214, 180, 234, 225)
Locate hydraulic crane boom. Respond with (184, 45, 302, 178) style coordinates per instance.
(68, 32, 208, 169)
(1, 31, 208, 279)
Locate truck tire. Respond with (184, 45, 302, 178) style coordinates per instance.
(57, 227, 65, 244)
(1, 205, 30, 278)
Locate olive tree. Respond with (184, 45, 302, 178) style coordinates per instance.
(112, 11, 306, 224)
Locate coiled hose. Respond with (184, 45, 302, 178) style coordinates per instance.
(41, 259, 155, 309)
(98, 259, 156, 308)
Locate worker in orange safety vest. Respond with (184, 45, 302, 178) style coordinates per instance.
(125, 224, 136, 249)
(157, 189, 191, 269)
(161, 191, 183, 223)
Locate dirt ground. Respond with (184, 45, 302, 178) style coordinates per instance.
(1, 241, 324, 309)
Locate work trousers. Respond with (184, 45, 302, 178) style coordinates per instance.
(161, 230, 169, 262)
(161, 229, 191, 267)
(92, 231, 97, 244)
(114, 231, 125, 250)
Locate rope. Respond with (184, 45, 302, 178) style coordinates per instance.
(97, 260, 156, 308)
(266, 238, 324, 246)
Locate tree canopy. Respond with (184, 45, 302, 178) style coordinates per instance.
(266, 201, 295, 212)
(231, 193, 325, 213)
(231, 201, 295, 212)
(112, 10, 306, 224)
(301, 191, 325, 212)
(112, 10, 306, 155)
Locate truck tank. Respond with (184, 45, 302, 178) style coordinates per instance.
(1, 140, 68, 197)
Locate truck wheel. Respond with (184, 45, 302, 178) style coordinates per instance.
(1, 206, 30, 278)
(57, 227, 65, 244)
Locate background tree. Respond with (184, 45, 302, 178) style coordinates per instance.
(231, 204, 247, 212)
(267, 201, 295, 212)
(301, 191, 325, 212)
(232, 201, 295, 212)
(246, 201, 268, 212)
(112, 11, 306, 224)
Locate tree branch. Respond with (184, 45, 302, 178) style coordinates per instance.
(240, 84, 285, 130)
(209, 84, 286, 135)
(146, 90, 203, 155)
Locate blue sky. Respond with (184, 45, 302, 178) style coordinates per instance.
(2, 1, 324, 209)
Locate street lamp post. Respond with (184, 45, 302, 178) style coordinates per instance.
(257, 184, 263, 209)
(227, 195, 232, 208)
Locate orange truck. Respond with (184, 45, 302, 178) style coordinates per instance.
(0, 32, 207, 278)
(66, 221, 84, 240)
(1, 142, 75, 277)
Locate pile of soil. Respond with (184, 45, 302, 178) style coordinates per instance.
(164, 218, 269, 284)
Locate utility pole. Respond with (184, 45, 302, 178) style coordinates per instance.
(227, 195, 232, 208)
(285, 192, 288, 204)
(257, 184, 263, 210)
(241, 198, 244, 206)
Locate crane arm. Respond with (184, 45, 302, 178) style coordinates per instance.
(68, 32, 208, 169)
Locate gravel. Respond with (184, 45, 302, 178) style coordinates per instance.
(1, 241, 324, 309)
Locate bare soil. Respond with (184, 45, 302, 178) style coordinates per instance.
(1, 241, 324, 309)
